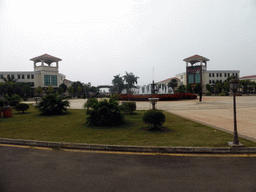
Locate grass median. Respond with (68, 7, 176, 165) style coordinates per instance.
(1, 105, 255, 147)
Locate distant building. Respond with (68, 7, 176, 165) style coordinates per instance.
(239, 75, 256, 82)
(137, 54, 240, 94)
(0, 54, 66, 89)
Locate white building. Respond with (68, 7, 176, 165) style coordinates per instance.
(239, 75, 256, 82)
(137, 55, 240, 94)
(0, 54, 66, 89)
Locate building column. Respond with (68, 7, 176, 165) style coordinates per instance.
(41, 60, 44, 66)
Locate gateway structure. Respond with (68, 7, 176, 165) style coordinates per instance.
(0, 54, 66, 89)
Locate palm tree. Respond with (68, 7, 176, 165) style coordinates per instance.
(123, 72, 139, 95)
(112, 74, 124, 94)
(3, 76, 17, 83)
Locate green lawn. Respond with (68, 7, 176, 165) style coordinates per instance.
(1, 105, 255, 147)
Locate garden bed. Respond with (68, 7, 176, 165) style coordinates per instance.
(116, 93, 197, 101)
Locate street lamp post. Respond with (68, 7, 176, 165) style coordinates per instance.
(229, 77, 240, 145)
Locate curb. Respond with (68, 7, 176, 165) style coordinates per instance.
(1, 138, 256, 154)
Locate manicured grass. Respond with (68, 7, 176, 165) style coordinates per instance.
(0, 105, 255, 147)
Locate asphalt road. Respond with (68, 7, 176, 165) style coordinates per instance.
(1, 145, 256, 192)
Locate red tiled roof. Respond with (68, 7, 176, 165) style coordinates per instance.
(239, 75, 256, 79)
(63, 79, 73, 82)
(30, 54, 62, 62)
(157, 77, 179, 84)
(183, 54, 209, 62)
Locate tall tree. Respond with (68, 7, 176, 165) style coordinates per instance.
(112, 74, 124, 94)
(3, 76, 17, 83)
(35, 86, 43, 96)
(59, 83, 67, 93)
(123, 72, 139, 94)
(239, 80, 250, 94)
(68, 86, 74, 97)
(72, 81, 83, 94)
(168, 79, 178, 93)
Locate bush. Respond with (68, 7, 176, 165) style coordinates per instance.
(86, 97, 124, 126)
(219, 91, 229, 96)
(120, 102, 136, 114)
(84, 98, 98, 112)
(36, 94, 70, 115)
(116, 93, 197, 101)
(143, 110, 165, 129)
(5, 94, 22, 102)
(15, 103, 29, 113)
(205, 91, 212, 96)
(0, 100, 4, 108)
(9, 100, 20, 107)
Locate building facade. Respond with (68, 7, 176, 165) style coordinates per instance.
(0, 54, 66, 89)
(137, 54, 240, 94)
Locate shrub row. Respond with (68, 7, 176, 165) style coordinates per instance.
(116, 93, 197, 101)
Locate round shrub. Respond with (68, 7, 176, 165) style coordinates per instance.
(143, 110, 165, 129)
(205, 91, 212, 96)
(15, 103, 29, 113)
(120, 102, 136, 114)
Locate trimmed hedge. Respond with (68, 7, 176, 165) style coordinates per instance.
(143, 110, 165, 129)
(15, 103, 29, 113)
(116, 93, 197, 101)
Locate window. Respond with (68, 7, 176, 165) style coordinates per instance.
(212, 80, 215, 84)
(18, 74, 21, 79)
(181, 75, 183, 79)
(188, 74, 194, 83)
(0, 75, 3, 79)
(44, 75, 50, 86)
(209, 73, 211, 77)
(11, 74, 14, 79)
(27, 75, 30, 79)
(220, 73, 222, 77)
(22, 75, 25, 79)
(220, 80, 222, 83)
(233, 73, 235, 76)
(236, 73, 238, 77)
(31, 74, 34, 79)
(195, 74, 200, 83)
(7, 74, 10, 79)
(228, 73, 230, 77)
(209, 80, 212, 84)
(225, 73, 227, 77)
(216, 73, 219, 77)
(51, 75, 57, 86)
(212, 73, 215, 77)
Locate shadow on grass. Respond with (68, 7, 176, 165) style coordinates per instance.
(36, 111, 72, 117)
(12, 111, 32, 115)
(140, 126, 173, 133)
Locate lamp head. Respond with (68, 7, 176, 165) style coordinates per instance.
(230, 77, 239, 92)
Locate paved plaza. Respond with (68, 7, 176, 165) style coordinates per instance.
(66, 96, 256, 142)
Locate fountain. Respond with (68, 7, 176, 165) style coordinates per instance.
(148, 80, 159, 110)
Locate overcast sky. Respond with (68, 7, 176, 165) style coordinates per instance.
(0, 0, 255, 87)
